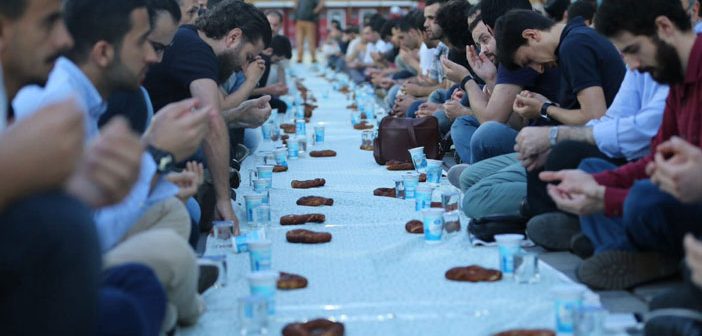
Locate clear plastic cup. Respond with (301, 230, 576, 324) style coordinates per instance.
(238, 295, 268, 335)
(252, 179, 271, 205)
(393, 176, 405, 199)
(274, 148, 288, 167)
(314, 124, 325, 144)
(287, 140, 299, 159)
(415, 184, 433, 211)
(212, 220, 234, 250)
(442, 211, 461, 235)
(514, 251, 540, 284)
(249, 165, 274, 187)
(402, 172, 420, 199)
(246, 271, 280, 316)
(552, 284, 586, 334)
(494, 234, 524, 276)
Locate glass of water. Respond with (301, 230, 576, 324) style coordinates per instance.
(201, 254, 228, 288)
(238, 295, 268, 335)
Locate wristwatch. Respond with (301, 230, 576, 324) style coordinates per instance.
(549, 126, 559, 146)
(147, 145, 176, 175)
(540, 101, 556, 120)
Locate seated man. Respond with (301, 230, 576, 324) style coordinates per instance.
(145, 0, 274, 234)
(14, 0, 214, 330)
(541, 0, 702, 290)
(442, 0, 561, 165)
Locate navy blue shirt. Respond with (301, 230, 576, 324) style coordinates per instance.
(556, 17, 625, 109)
(144, 25, 219, 111)
(496, 65, 561, 102)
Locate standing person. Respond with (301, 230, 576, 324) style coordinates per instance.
(294, 0, 324, 63)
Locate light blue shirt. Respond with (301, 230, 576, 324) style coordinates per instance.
(696, 21, 702, 34)
(0, 66, 6, 132)
(13, 57, 178, 251)
(587, 69, 669, 161)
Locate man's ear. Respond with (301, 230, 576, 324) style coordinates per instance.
(226, 27, 243, 48)
(90, 41, 115, 68)
(654, 15, 677, 41)
(521, 29, 542, 43)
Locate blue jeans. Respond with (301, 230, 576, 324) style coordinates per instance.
(405, 99, 425, 118)
(579, 158, 702, 256)
(451, 119, 517, 164)
(0, 191, 101, 336)
(99, 264, 167, 336)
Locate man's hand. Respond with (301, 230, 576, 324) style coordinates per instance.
(215, 199, 240, 236)
(1, 100, 85, 195)
(66, 117, 143, 208)
(392, 94, 416, 117)
(443, 100, 471, 120)
(515, 126, 551, 159)
(236, 96, 272, 128)
(647, 136, 702, 203)
(144, 98, 211, 161)
(518, 149, 550, 172)
(416, 102, 438, 118)
(165, 161, 204, 202)
(466, 45, 497, 84)
(513, 90, 549, 120)
(440, 56, 470, 84)
(403, 83, 424, 97)
(540, 169, 605, 216)
(244, 56, 266, 82)
(270, 83, 289, 96)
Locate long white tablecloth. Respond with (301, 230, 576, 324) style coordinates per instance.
(182, 66, 596, 336)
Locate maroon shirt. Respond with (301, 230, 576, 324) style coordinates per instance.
(593, 35, 702, 216)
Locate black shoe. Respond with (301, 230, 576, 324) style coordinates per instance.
(229, 168, 241, 190)
(197, 261, 220, 294)
(576, 251, 680, 290)
(526, 212, 580, 251)
(233, 143, 249, 163)
(570, 233, 594, 259)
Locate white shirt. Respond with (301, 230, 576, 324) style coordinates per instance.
(0, 66, 6, 132)
(345, 37, 363, 61)
(362, 40, 393, 65)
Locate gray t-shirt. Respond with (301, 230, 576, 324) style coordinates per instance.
(295, 0, 319, 22)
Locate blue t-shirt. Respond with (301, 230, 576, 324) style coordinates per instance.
(143, 25, 219, 111)
(556, 17, 625, 109)
(496, 65, 561, 102)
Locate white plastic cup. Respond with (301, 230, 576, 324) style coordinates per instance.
(494, 234, 524, 276)
(314, 125, 325, 144)
(287, 140, 299, 159)
(295, 119, 306, 136)
(249, 165, 274, 187)
(232, 228, 267, 253)
(402, 172, 420, 199)
(244, 194, 265, 222)
(408, 147, 427, 173)
(248, 239, 272, 272)
(253, 179, 271, 205)
(421, 208, 445, 243)
(552, 285, 586, 334)
(426, 159, 443, 184)
(415, 184, 433, 211)
(246, 271, 280, 315)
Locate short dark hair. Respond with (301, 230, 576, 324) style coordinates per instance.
(425, 0, 449, 8)
(495, 9, 555, 70)
(367, 13, 386, 33)
(147, 0, 181, 25)
(344, 26, 359, 35)
(468, 13, 483, 33)
(270, 34, 292, 59)
(544, 0, 570, 21)
(595, 0, 691, 37)
(399, 9, 425, 32)
(64, 0, 147, 64)
(196, 0, 272, 47)
(265, 10, 284, 23)
(0, 0, 27, 19)
(380, 19, 399, 40)
(437, 0, 474, 47)
(567, 1, 596, 23)
(480, 0, 532, 29)
(331, 19, 342, 30)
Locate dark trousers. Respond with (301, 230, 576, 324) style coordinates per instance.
(646, 267, 702, 336)
(0, 191, 101, 336)
(578, 158, 702, 255)
(99, 264, 166, 336)
(526, 140, 626, 216)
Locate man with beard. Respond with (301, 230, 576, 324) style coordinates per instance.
(144, 0, 273, 235)
(538, 0, 702, 290)
(13, 0, 215, 331)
